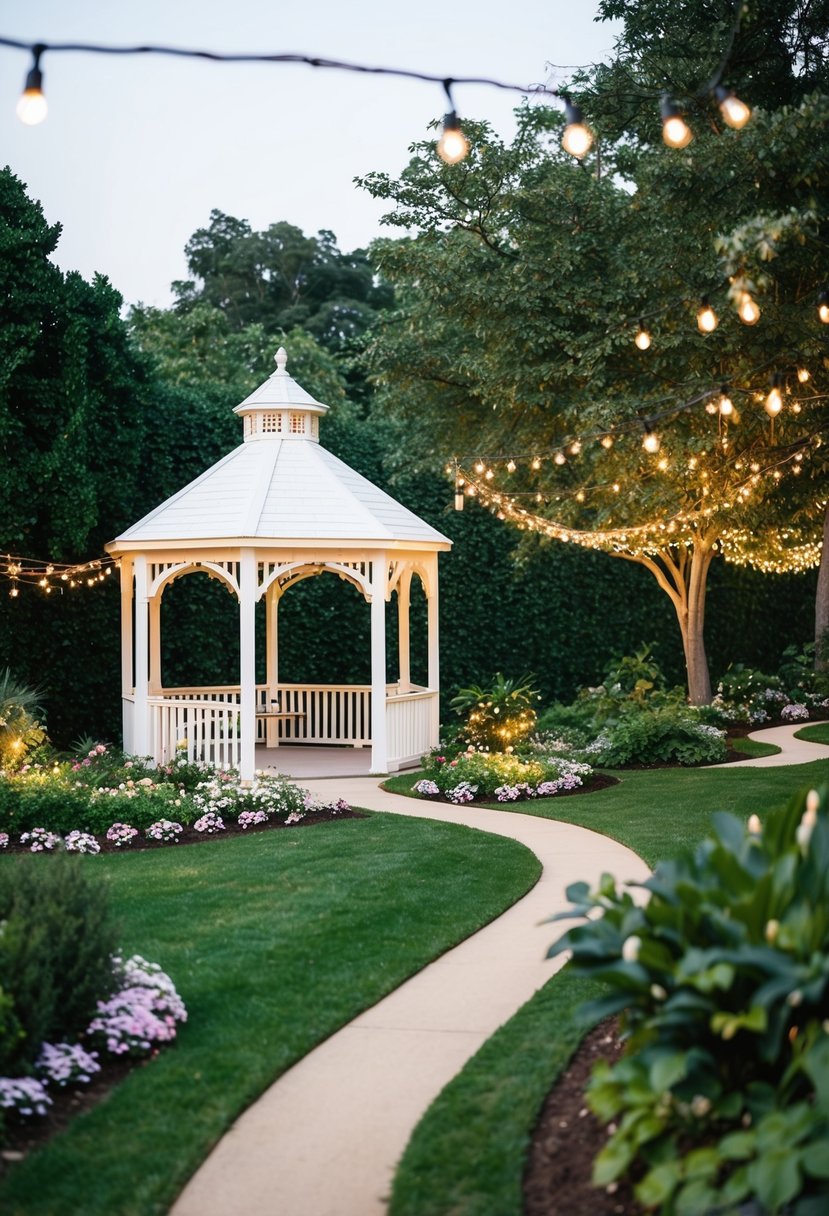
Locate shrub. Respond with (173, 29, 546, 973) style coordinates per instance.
(0, 670, 47, 770)
(583, 706, 727, 767)
(449, 673, 541, 752)
(0, 855, 119, 1072)
(548, 784, 829, 1216)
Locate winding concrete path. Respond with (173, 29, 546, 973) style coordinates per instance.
(172, 724, 829, 1216)
(715, 721, 829, 767)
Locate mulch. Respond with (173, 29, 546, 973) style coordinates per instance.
(523, 1019, 645, 1216)
(0, 804, 365, 856)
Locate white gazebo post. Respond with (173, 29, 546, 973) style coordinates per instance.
(133, 554, 150, 759)
(264, 580, 280, 746)
(148, 591, 162, 695)
(370, 554, 388, 774)
(427, 554, 440, 693)
(119, 557, 134, 754)
(397, 566, 412, 691)
(239, 549, 257, 783)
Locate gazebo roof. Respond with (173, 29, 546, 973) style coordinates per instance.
(109, 348, 451, 552)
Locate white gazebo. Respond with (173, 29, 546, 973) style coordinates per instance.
(106, 348, 451, 781)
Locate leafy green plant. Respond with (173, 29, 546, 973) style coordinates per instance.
(0, 670, 47, 770)
(0, 855, 119, 1072)
(450, 673, 541, 752)
(549, 784, 829, 1215)
(585, 705, 728, 767)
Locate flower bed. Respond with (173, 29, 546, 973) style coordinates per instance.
(0, 744, 354, 853)
(0, 954, 187, 1129)
(415, 748, 595, 803)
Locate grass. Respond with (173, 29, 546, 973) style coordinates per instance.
(0, 813, 539, 1216)
(796, 721, 829, 745)
(727, 734, 780, 758)
(384, 757, 829, 867)
(386, 756, 829, 1215)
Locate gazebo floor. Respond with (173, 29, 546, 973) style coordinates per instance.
(255, 744, 377, 780)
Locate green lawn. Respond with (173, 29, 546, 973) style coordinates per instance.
(0, 813, 538, 1216)
(386, 757, 829, 1216)
(796, 721, 829, 745)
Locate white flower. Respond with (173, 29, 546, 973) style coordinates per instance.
(764, 919, 780, 944)
(796, 796, 819, 853)
(621, 935, 641, 963)
(691, 1095, 712, 1118)
(747, 814, 762, 835)
(650, 983, 667, 1001)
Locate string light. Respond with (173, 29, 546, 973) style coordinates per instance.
(818, 289, 829, 324)
(506, 458, 516, 472)
(797, 367, 811, 383)
(600, 435, 614, 449)
(764, 374, 783, 417)
(3, 553, 117, 593)
(437, 83, 469, 165)
(15, 43, 47, 125)
(715, 86, 751, 130)
(718, 389, 734, 417)
(697, 298, 718, 333)
(737, 292, 760, 325)
(561, 98, 593, 159)
(661, 95, 693, 148)
(2, 26, 752, 153)
(635, 321, 651, 351)
(642, 429, 661, 453)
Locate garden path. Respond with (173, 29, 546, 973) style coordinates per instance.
(714, 722, 829, 768)
(171, 724, 829, 1216)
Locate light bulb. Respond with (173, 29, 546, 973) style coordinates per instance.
(9, 585, 19, 598)
(531, 456, 541, 470)
(506, 458, 516, 473)
(697, 298, 718, 333)
(454, 491, 464, 511)
(797, 367, 810, 383)
(474, 460, 485, 474)
(719, 391, 734, 416)
(818, 290, 829, 324)
(561, 100, 593, 159)
(715, 87, 751, 130)
(705, 400, 718, 415)
(737, 292, 760, 325)
(661, 96, 692, 148)
(17, 87, 48, 125)
(643, 431, 660, 453)
(765, 381, 783, 417)
(437, 112, 469, 164)
(569, 441, 582, 455)
(16, 48, 47, 125)
(635, 323, 651, 350)
(600, 435, 614, 449)
(554, 452, 566, 465)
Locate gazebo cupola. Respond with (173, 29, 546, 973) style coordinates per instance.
(235, 346, 327, 443)
(107, 347, 451, 781)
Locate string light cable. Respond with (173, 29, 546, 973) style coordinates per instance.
(4, 554, 117, 597)
(2, 28, 751, 157)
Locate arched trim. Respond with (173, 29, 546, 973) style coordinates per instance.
(149, 560, 240, 599)
(258, 560, 372, 602)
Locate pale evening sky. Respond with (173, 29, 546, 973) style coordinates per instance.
(1, 1, 620, 308)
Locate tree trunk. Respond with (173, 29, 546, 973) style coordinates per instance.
(617, 537, 715, 705)
(815, 501, 829, 670)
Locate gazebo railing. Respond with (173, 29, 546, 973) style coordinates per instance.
(148, 696, 241, 769)
(143, 682, 437, 769)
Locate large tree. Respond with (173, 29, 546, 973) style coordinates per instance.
(164, 212, 393, 350)
(358, 1, 829, 703)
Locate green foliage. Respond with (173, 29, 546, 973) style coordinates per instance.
(0, 669, 46, 769)
(0, 855, 118, 1071)
(549, 784, 829, 1214)
(169, 211, 392, 348)
(449, 672, 541, 752)
(584, 705, 729, 767)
